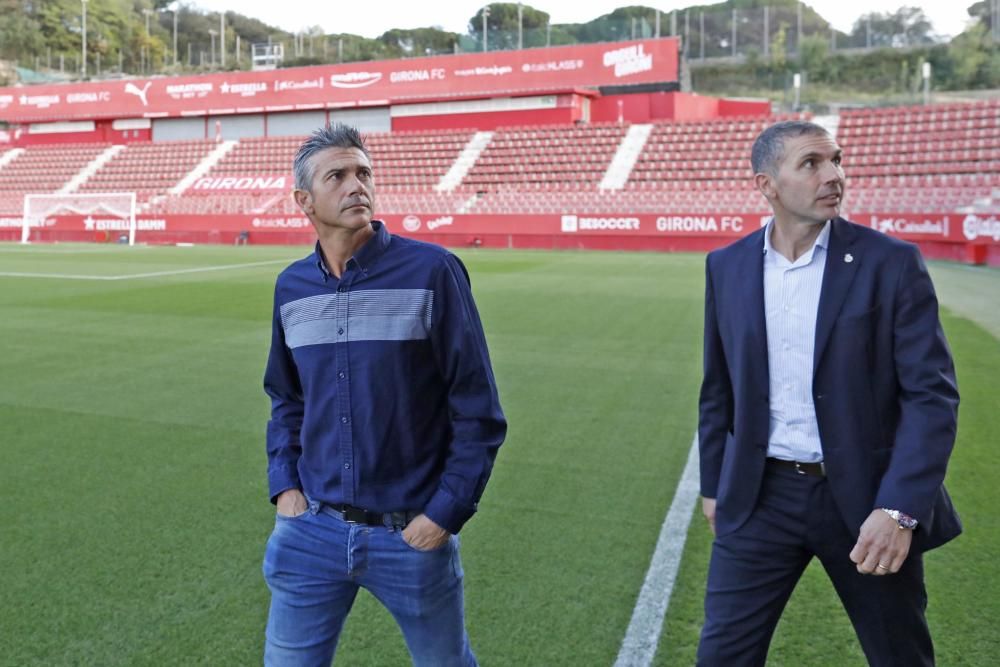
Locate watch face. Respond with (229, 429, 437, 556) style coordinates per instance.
(882, 508, 918, 530)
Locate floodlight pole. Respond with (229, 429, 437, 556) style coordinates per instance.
(764, 6, 769, 57)
(482, 6, 490, 52)
(797, 1, 803, 55)
(922, 62, 931, 105)
(220, 12, 226, 68)
(209, 29, 218, 67)
(81, 0, 88, 79)
(517, 2, 522, 50)
(172, 9, 178, 66)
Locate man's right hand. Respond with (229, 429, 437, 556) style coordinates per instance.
(702, 497, 717, 536)
(276, 488, 308, 517)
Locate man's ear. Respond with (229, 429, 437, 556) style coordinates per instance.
(293, 189, 313, 215)
(754, 172, 774, 200)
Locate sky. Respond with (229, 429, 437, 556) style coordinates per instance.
(184, 1, 975, 41)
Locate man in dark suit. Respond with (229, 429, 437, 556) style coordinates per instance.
(697, 120, 961, 666)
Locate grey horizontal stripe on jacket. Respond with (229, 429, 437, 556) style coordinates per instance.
(280, 289, 434, 348)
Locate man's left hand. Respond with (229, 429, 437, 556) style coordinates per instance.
(402, 514, 450, 551)
(849, 509, 913, 575)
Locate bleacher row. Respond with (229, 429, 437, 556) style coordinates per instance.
(1, 100, 998, 219)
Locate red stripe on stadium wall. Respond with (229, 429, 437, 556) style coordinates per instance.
(0, 39, 680, 124)
(31, 211, 999, 245)
(5, 212, 997, 264)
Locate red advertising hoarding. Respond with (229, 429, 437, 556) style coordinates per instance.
(2, 210, 995, 264)
(8, 210, 997, 246)
(0, 39, 680, 124)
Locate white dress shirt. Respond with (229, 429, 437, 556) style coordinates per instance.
(763, 219, 831, 463)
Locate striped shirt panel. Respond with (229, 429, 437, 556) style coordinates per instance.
(279, 288, 434, 348)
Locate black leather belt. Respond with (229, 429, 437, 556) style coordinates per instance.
(766, 457, 826, 477)
(322, 503, 420, 529)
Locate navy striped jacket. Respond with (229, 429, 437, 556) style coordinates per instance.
(264, 221, 506, 533)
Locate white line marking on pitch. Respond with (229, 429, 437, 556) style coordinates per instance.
(0, 259, 291, 281)
(614, 433, 700, 667)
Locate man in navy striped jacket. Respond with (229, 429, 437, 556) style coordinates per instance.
(261, 123, 506, 667)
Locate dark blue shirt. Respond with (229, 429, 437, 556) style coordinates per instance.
(264, 221, 506, 533)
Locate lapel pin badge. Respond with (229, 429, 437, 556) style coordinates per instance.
(844, 253, 854, 263)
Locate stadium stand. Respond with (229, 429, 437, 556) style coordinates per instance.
(1, 102, 997, 226)
(77, 140, 217, 203)
(143, 129, 478, 216)
(838, 100, 1000, 213)
(0, 144, 108, 214)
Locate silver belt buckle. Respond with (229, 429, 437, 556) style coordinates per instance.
(792, 461, 825, 476)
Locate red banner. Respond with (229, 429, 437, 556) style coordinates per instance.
(26, 211, 997, 245)
(861, 212, 1000, 244)
(4, 211, 994, 265)
(383, 212, 753, 237)
(0, 39, 679, 124)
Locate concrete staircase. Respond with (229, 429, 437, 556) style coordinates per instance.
(599, 124, 652, 190)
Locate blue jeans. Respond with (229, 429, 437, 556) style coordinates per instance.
(262, 500, 477, 667)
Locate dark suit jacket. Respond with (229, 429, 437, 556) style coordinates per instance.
(698, 217, 961, 551)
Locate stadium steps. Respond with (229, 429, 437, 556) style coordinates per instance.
(456, 192, 482, 214)
(60, 144, 124, 194)
(600, 123, 652, 190)
(169, 140, 238, 195)
(0, 148, 25, 171)
(436, 131, 493, 192)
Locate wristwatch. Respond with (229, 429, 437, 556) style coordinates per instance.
(880, 508, 918, 530)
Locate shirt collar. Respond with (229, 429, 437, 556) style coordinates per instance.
(352, 220, 390, 271)
(763, 218, 831, 266)
(313, 220, 390, 279)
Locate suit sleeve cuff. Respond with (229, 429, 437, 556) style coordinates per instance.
(422, 487, 477, 534)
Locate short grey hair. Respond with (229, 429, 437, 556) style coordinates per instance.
(293, 123, 370, 192)
(750, 121, 831, 176)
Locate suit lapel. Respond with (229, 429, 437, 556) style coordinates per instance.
(739, 228, 770, 393)
(814, 218, 860, 373)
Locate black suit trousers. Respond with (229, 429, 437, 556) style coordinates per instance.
(697, 464, 933, 667)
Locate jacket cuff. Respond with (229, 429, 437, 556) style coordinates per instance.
(268, 465, 301, 504)
(423, 487, 477, 534)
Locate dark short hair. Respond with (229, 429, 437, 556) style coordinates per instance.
(293, 123, 370, 191)
(750, 120, 831, 176)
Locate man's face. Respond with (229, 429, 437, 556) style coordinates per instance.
(296, 146, 375, 231)
(757, 133, 844, 226)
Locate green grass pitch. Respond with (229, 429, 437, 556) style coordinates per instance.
(0, 243, 997, 666)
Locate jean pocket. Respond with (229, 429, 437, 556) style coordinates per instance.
(397, 530, 452, 554)
(275, 509, 309, 521)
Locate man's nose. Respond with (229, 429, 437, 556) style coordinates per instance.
(820, 161, 844, 183)
(346, 172, 366, 192)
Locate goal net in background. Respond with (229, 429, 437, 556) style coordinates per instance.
(22, 192, 137, 245)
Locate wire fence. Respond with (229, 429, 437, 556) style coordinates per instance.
(2, 5, 982, 85)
